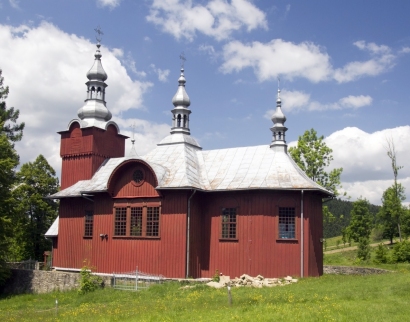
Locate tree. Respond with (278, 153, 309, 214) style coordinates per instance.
(289, 128, 343, 196)
(0, 69, 24, 285)
(346, 198, 373, 243)
(10, 155, 59, 261)
(386, 138, 405, 241)
(0, 134, 19, 285)
(0, 69, 25, 143)
(377, 184, 406, 244)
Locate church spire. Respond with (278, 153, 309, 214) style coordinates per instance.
(270, 79, 288, 152)
(170, 53, 191, 135)
(77, 27, 112, 123)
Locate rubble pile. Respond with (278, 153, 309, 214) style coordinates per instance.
(206, 274, 298, 289)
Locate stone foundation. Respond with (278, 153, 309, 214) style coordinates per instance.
(2, 269, 112, 295)
(323, 265, 391, 275)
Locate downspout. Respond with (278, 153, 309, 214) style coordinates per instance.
(186, 189, 197, 278)
(300, 190, 304, 278)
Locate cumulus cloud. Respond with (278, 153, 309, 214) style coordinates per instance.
(96, 0, 121, 8)
(399, 47, 410, 54)
(333, 41, 395, 83)
(150, 64, 170, 82)
(146, 0, 268, 42)
(0, 22, 157, 177)
(325, 126, 410, 204)
(221, 39, 396, 84)
(221, 39, 332, 82)
(264, 90, 372, 117)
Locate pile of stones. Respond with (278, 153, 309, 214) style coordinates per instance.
(206, 274, 298, 289)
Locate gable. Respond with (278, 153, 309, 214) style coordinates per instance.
(107, 160, 160, 198)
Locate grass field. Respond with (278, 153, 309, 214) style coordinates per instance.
(1, 270, 410, 322)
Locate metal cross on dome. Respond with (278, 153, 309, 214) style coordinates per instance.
(94, 26, 104, 44)
(179, 52, 187, 69)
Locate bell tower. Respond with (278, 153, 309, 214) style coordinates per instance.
(59, 33, 127, 189)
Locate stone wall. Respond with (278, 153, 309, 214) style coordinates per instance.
(2, 269, 112, 295)
(323, 265, 391, 275)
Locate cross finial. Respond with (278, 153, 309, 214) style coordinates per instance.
(179, 52, 187, 69)
(130, 123, 136, 141)
(277, 76, 281, 98)
(94, 25, 104, 44)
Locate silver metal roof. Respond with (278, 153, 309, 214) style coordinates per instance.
(45, 216, 59, 237)
(50, 142, 331, 198)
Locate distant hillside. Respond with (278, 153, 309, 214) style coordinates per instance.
(323, 198, 381, 238)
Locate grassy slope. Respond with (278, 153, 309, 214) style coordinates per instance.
(1, 271, 410, 322)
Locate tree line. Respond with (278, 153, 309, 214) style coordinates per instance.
(290, 129, 410, 261)
(0, 70, 59, 286)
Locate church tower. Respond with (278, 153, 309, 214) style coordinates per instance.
(270, 87, 288, 152)
(59, 39, 127, 189)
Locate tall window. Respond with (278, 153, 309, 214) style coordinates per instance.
(278, 207, 295, 239)
(84, 210, 94, 237)
(114, 203, 161, 238)
(221, 208, 237, 239)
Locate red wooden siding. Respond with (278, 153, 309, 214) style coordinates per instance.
(54, 164, 190, 277)
(108, 161, 159, 198)
(59, 122, 126, 189)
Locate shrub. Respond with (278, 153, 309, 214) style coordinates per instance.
(78, 262, 103, 295)
(357, 237, 371, 261)
(392, 240, 410, 263)
(374, 243, 388, 264)
(212, 269, 220, 282)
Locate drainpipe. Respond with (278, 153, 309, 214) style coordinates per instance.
(186, 189, 197, 278)
(300, 190, 304, 278)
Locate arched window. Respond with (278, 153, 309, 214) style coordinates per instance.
(177, 114, 181, 127)
(90, 86, 95, 99)
(183, 115, 187, 128)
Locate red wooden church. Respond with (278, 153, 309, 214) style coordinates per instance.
(45, 42, 331, 278)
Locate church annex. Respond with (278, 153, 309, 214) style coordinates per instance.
(45, 41, 332, 279)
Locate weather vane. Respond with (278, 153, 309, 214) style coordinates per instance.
(94, 25, 104, 44)
(179, 52, 187, 69)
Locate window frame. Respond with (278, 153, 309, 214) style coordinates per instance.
(277, 206, 296, 240)
(220, 207, 238, 241)
(113, 202, 161, 239)
(84, 210, 94, 238)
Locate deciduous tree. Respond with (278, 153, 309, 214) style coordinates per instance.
(11, 155, 59, 261)
(289, 128, 343, 196)
(346, 198, 373, 243)
(377, 184, 406, 244)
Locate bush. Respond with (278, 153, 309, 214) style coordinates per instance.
(357, 237, 371, 261)
(392, 240, 410, 263)
(374, 243, 389, 264)
(78, 263, 103, 295)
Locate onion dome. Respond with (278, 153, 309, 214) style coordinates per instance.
(86, 44, 108, 81)
(270, 88, 288, 152)
(172, 68, 190, 108)
(170, 68, 192, 135)
(77, 43, 112, 124)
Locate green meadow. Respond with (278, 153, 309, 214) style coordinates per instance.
(1, 269, 410, 322)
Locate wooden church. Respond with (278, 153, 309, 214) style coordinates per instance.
(45, 41, 332, 279)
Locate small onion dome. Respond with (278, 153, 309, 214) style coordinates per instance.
(271, 89, 286, 125)
(86, 44, 108, 81)
(172, 68, 190, 107)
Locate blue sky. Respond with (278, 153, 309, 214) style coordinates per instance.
(1, 0, 409, 205)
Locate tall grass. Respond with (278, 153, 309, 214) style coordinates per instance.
(1, 271, 410, 321)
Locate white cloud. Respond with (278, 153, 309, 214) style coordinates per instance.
(333, 41, 395, 83)
(0, 22, 154, 177)
(221, 39, 396, 84)
(264, 91, 372, 117)
(399, 47, 410, 54)
(123, 52, 147, 78)
(9, 0, 19, 9)
(324, 126, 410, 204)
(150, 64, 170, 82)
(146, 0, 268, 42)
(220, 39, 332, 82)
(96, 0, 121, 9)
